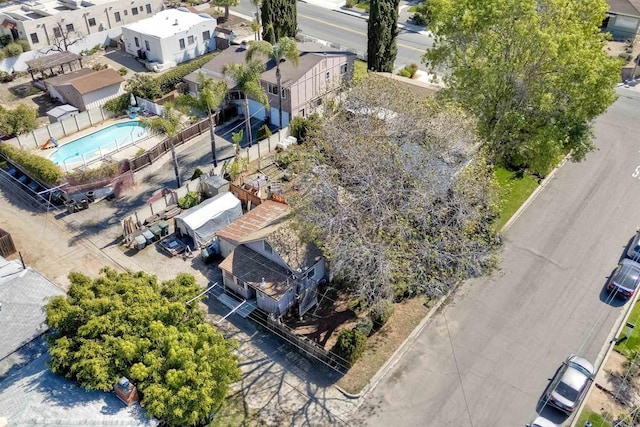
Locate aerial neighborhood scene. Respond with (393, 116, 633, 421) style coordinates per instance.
(1, 0, 640, 424)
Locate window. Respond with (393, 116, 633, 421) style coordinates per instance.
(124, 9, 128, 16)
(268, 84, 278, 95)
(325, 71, 330, 80)
(340, 63, 348, 75)
(88, 18, 96, 27)
(306, 266, 316, 279)
(53, 27, 62, 38)
(139, 6, 143, 11)
(202, 30, 210, 40)
(134, 37, 139, 47)
(179, 38, 185, 49)
(281, 88, 288, 99)
(146, 3, 151, 13)
(187, 35, 194, 45)
(114, 11, 121, 22)
(66, 23, 74, 32)
(30, 32, 39, 44)
(263, 241, 273, 254)
(131, 7, 138, 15)
(144, 40, 150, 50)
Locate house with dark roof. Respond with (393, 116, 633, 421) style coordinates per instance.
(604, 0, 640, 40)
(44, 68, 125, 111)
(216, 201, 326, 317)
(184, 41, 356, 128)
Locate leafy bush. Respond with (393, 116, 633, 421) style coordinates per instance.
(16, 39, 30, 52)
(354, 317, 374, 337)
(0, 104, 37, 136)
(371, 299, 394, 328)
(190, 167, 204, 180)
(118, 67, 128, 76)
(346, 0, 356, 7)
(258, 124, 272, 140)
(0, 143, 62, 185)
(92, 63, 108, 71)
(4, 42, 23, 57)
(398, 68, 411, 78)
(126, 75, 162, 100)
(178, 191, 199, 209)
(155, 52, 218, 94)
(412, 12, 427, 26)
(0, 35, 10, 47)
(289, 114, 320, 142)
(102, 93, 131, 114)
(398, 63, 419, 78)
(66, 162, 119, 185)
(332, 329, 367, 368)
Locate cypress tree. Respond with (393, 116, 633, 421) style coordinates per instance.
(261, 0, 297, 43)
(367, 0, 400, 72)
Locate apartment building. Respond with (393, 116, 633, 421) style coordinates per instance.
(0, 0, 163, 51)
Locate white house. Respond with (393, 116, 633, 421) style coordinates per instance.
(121, 8, 216, 72)
(0, 0, 164, 51)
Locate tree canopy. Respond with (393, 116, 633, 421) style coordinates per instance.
(260, 0, 297, 43)
(289, 76, 500, 307)
(45, 269, 240, 427)
(0, 103, 37, 136)
(367, 0, 400, 72)
(424, 0, 620, 175)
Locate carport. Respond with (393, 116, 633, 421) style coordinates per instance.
(25, 52, 84, 82)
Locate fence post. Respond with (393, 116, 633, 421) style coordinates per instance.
(31, 130, 38, 149)
(73, 115, 79, 134)
(100, 107, 105, 122)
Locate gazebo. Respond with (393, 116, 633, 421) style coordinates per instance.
(25, 51, 83, 81)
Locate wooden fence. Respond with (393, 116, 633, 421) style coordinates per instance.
(264, 315, 348, 373)
(128, 119, 213, 172)
(0, 228, 16, 258)
(229, 182, 263, 208)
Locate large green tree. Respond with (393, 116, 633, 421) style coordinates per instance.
(0, 104, 37, 136)
(223, 61, 269, 146)
(46, 269, 240, 427)
(424, 0, 620, 175)
(211, 0, 239, 20)
(196, 72, 228, 167)
(260, 0, 297, 43)
(367, 0, 400, 72)
(246, 37, 299, 130)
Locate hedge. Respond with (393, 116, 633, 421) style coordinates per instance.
(332, 329, 367, 368)
(155, 52, 219, 94)
(0, 143, 62, 185)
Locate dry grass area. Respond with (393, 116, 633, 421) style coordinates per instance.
(337, 297, 431, 395)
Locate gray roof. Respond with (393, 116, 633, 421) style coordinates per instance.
(47, 104, 79, 118)
(608, 0, 640, 16)
(0, 353, 158, 426)
(0, 257, 64, 362)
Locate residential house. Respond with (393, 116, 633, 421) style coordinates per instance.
(604, 0, 640, 40)
(44, 67, 125, 111)
(184, 41, 356, 128)
(121, 8, 217, 72)
(0, 0, 164, 51)
(217, 201, 326, 317)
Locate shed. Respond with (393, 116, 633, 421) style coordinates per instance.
(174, 192, 242, 248)
(201, 175, 229, 198)
(46, 104, 79, 123)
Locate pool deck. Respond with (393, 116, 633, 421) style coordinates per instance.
(35, 116, 165, 171)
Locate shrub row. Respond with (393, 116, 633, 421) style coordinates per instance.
(0, 143, 62, 185)
(155, 52, 219, 94)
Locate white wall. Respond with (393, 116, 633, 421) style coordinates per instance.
(84, 84, 125, 110)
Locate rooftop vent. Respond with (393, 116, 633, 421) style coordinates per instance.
(173, 19, 178, 25)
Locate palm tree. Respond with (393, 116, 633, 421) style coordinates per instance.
(251, 0, 262, 41)
(222, 61, 269, 147)
(140, 103, 183, 188)
(246, 37, 299, 131)
(196, 72, 227, 168)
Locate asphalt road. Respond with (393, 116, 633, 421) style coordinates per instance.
(233, 0, 433, 69)
(356, 92, 640, 426)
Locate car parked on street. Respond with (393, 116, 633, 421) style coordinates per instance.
(545, 355, 594, 414)
(606, 258, 640, 299)
(627, 229, 640, 261)
(527, 416, 558, 427)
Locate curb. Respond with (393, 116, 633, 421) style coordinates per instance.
(337, 288, 454, 402)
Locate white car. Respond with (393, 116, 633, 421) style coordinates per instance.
(528, 416, 558, 427)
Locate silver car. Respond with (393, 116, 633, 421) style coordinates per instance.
(607, 258, 640, 299)
(545, 355, 595, 414)
(627, 229, 640, 261)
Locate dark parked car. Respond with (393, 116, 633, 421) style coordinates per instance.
(545, 355, 594, 414)
(607, 258, 640, 299)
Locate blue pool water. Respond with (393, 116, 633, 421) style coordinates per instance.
(50, 121, 149, 165)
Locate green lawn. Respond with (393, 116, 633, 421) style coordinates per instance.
(576, 408, 612, 427)
(615, 300, 640, 357)
(353, 59, 368, 83)
(355, 2, 370, 11)
(493, 166, 540, 232)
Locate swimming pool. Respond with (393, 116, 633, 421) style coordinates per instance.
(50, 121, 149, 166)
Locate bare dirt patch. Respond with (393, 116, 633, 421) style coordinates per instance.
(337, 297, 431, 394)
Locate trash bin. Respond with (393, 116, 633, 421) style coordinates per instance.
(134, 235, 146, 250)
(142, 229, 154, 244)
(158, 220, 169, 237)
(86, 191, 95, 203)
(149, 224, 162, 241)
(65, 200, 76, 214)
